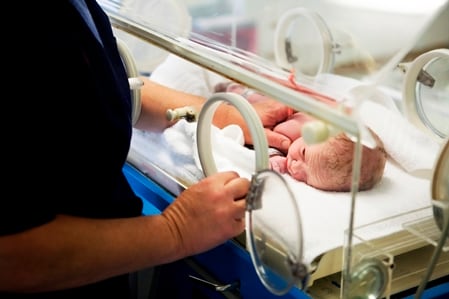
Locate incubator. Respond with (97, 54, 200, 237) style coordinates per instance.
(99, 0, 449, 298)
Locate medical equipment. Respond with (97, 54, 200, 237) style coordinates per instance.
(101, 0, 449, 298)
(402, 48, 449, 140)
(117, 38, 142, 125)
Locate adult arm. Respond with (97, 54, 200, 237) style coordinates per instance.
(0, 172, 248, 293)
(134, 78, 293, 152)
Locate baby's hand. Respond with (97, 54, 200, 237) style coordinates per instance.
(269, 155, 288, 173)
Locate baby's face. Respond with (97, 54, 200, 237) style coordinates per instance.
(286, 135, 354, 191)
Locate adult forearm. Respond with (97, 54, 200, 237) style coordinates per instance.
(133, 78, 292, 151)
(133, 78, 205, 132)
(0, 214, 180, 293)
(134, 78, 247, 133)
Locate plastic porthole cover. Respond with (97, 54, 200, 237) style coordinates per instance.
(432, 139, 449, 233)
(197, 93, 306, 295)
(274, 7, 334, 79)
(196, 92, 269, 176)
(402, 48, 449, 140)
(245, 169, 307, 296)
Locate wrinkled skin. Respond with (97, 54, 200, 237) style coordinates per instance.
(162, 171, 249, 255)
(286, 134, 387, 191)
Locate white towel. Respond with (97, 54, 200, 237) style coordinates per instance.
(183, 116, 434, 264)
(357, 94, 441, 176)
(130, 119, 433, 265)
(130, 122, 204, 185)
(193, 124, 255, 180)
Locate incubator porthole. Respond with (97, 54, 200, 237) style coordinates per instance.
(348, 258, 389, 299)
(196, 93, 269, 176)
(403, 48, 449, 139)
(415, 56, 449, 138)
(274, 8, 335, 79)
(196, 93, 307, 295)
(246, 170, 307, 296)
(431, 139, 449, 233)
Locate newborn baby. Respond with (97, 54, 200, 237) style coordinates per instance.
(270, 112, 387, 192)
(218, 82, 387, 192)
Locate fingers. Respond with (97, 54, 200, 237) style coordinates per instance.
(232, 199, 247, 222)
(227, 177, 249, 223)
(164, 171, 251, 256)
(265, 128, 291, 154)
(269, 155, 288, 173)
(213, 171, 249, 221)
(224, 175, 250, 200)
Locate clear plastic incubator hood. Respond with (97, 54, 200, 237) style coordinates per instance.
(99, 0, 449, 298)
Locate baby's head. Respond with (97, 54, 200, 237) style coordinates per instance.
(286, 132, 387, 191)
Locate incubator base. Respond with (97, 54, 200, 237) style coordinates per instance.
(308, 245, 449, 298)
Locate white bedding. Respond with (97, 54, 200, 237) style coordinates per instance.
(130, 120, 435, 264)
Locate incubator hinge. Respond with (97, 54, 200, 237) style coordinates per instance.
(288, 253, 310, 290)
(397, 62, 435, 88)
(285, 38, 298, 63)
(246, 174, 265, 211)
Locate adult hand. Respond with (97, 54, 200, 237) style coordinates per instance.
(272, 112, 315, 142)
(216, 82, 294, 152)
(161, 171, 249, 256)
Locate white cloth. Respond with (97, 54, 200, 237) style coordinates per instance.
(358, 100, 441, 175)
(130, 120, 433, 264)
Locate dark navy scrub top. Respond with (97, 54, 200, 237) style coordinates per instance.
(1, 1, 143, 298)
